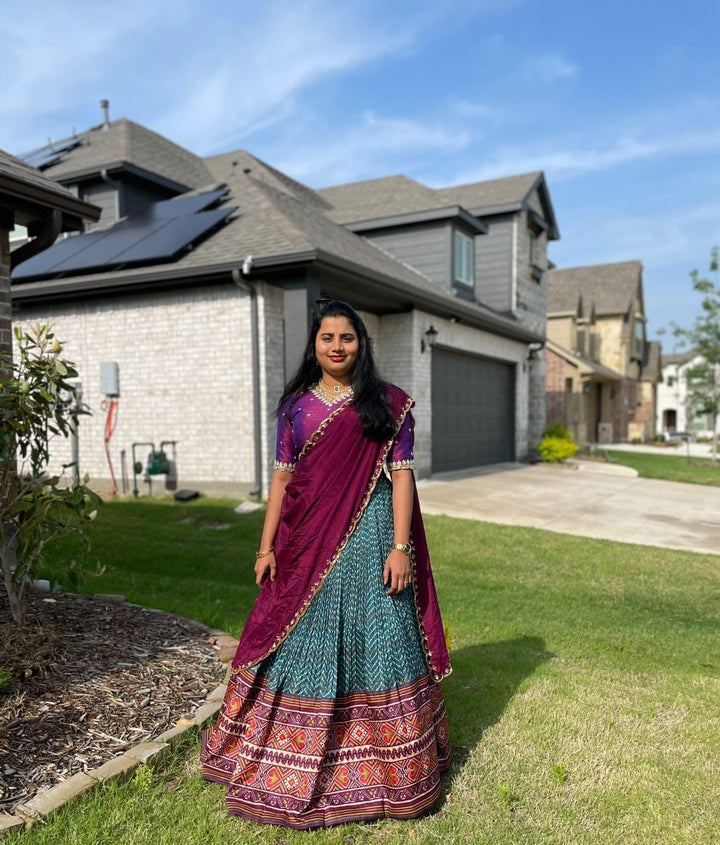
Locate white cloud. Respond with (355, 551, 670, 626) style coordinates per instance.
(2, 0, 179, 150)
(521, 54, 579, 83)
(270, 111, 470, 185)
(157, 2, 425, 154)
(448, 128, 720, 184)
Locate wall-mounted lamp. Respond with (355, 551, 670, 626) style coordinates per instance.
(526, 342, 544, 362)
(421, 324, 439, 353)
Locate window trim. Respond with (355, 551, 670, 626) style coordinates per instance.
(453, 229, 474, 288)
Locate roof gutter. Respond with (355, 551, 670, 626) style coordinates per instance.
(312, 249, 544, 344)
(0, 173, 101, 223)
(12, 244, 542, 343)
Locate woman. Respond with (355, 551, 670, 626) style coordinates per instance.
(201, 300, 451, 828)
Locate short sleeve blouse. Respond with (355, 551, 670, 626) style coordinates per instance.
(273, 387, 415, 472)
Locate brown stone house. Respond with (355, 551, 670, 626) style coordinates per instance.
(0, 148, 99, 360)
(546, 260, 661, 444)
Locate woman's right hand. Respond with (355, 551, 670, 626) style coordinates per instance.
(255, 551, 277, 587)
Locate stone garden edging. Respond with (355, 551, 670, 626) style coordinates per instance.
(0, 602, 238, 839)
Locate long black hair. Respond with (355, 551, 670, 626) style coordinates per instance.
(277, 300, 395, 441)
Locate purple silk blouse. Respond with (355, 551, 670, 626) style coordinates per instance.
(274, 385, 415, 473)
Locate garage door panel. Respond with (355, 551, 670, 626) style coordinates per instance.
(432, 348, 515, 471)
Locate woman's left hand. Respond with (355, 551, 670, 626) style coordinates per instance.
(383, 549, 412, 595)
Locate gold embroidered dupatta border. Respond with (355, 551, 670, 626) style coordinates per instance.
(231, 396, 414, 674)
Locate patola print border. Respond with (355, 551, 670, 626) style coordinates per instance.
(231, 397, 415, 675)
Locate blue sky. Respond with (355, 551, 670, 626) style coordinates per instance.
(3, 0, 720, 338)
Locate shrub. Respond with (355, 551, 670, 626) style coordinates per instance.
(543, 421, 573, 440)
(537, 436, 578, 463)
(0, 324, 103, 626)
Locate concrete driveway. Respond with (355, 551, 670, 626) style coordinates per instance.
(416, 460, 720, 556)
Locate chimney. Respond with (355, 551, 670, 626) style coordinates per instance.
(100, 99, 110, 129)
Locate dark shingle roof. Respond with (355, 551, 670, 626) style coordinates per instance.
(0, 147, 100, 224)
(547, 261, 643, 316)
(318, 175, 446, 224)
(12, 168, 540, 342)
(661, 348, 697, 367)
(438, 172, 542, 211)
(318, 170, 559, 239)
(547, 284, 581, 315)
(1, 148, 87, 204)
(39, 119, 213, 189)
(205, 149, 332, 213)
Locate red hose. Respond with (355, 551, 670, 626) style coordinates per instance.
(102, 398, 119, 496)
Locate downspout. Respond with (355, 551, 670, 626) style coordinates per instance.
(231, 260, 262, 500)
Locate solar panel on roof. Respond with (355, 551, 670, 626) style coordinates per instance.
(12, 230, 109, 279)
(21, 138, 82, 170)
(112, 208, 232, 263)
(12, 187, 237, 280)
(144, 187, 229, 219)
(48, 218, 172, 274)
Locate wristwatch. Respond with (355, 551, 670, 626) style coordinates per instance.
(392, 542, 411, 555)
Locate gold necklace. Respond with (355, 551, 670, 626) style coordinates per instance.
(317, 380, 353, 398)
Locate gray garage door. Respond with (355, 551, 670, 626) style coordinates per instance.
(431, 348, 515, 472)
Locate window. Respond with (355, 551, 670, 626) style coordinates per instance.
(634, 319, 645, 359)
(527, 227, 535, 267)
(454, 230, 474, 287)
(667, 376, 675, 387)
(9, 225, 29, 251)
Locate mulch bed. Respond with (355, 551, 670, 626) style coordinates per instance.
(0, 591, 226, 815)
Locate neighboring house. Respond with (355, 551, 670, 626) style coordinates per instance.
(11, 114, 558, 495)
(546, 261, 661, 443)
(0, 148, 99, 361)
(657, 349, 720, 437)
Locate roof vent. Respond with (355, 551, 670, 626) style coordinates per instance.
(100, 99, 110, 129)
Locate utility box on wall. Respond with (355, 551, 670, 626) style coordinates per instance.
(100, 361, 120, 397)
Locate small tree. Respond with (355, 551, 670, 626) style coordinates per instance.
(0, 323, 103, 626)
(668, 248, 720, 466)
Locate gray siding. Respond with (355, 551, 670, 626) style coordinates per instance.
(80, 182, 118, 230)
(365, 222, 451, 289)
(475, 213, 513, 312)
(120, 180, 174, 218)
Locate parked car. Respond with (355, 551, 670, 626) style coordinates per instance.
(663, 431, 694, 442)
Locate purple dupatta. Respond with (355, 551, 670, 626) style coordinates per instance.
(231, 384, 451, 682)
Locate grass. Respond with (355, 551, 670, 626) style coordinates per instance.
(8, 494, 720, 844)
(605, 449, 720, 486)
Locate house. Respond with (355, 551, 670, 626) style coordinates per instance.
(0, 148, 99, 361)
(657, 349, 720, 437)
(318, 170, 560, 449)
(10, 113, 559, 495)
(546, 261, 661, 443)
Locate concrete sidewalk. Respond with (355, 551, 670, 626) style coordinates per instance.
(416, 460, 720, 556)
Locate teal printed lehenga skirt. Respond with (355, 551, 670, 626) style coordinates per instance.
(201, 474, 451, 828)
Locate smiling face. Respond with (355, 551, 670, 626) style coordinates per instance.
(315, 315, 359, 382)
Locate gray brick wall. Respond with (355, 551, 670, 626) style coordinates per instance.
(370, 309, 530, 476)
(513, 197, 549, 447)
(12, 283, 255, 488)
(259, 281, 286, 495)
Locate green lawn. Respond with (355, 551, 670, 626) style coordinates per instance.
(605, 449, 720, 486)
(10, 495, 720, 845)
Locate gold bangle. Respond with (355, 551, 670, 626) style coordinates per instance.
(255, 547, 274, 559)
